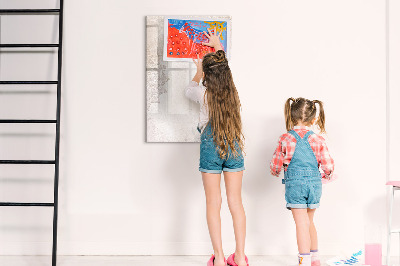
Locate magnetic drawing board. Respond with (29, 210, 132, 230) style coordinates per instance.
(163, 16, 231, 62)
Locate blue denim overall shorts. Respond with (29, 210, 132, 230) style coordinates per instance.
(283, 130, 322, 210)
(198, 124, 245, 174)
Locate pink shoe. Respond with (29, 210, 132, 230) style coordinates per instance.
(227, 253, 249, 266)
(311, 260, 320, 266)
(207, 254, 227, 266)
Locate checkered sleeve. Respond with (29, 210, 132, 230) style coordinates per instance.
(270, 135, 286, 177)
(318, 136, 335, 179)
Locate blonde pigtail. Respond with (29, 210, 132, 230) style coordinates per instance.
(313, 100, 326, 133)
(285, 98, 295, 131)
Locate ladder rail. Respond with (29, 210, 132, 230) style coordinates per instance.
(52, 0, 63, 265)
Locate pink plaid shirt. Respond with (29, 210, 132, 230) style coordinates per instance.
(270, 126, 334, 179)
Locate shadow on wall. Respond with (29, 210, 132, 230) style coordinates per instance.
(156, 114, 291, 254)
(242, 115, 292, 254)
(364, 194, 387, 245)
(162, 142, 204, 253)
(365, 195, 386, 228)
(155, 115, 292, 255)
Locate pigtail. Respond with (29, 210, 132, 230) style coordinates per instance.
(284, 98, 295, 131)
(313, 100, 326, 133)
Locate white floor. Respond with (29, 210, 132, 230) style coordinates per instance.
(0, 256, 397, 266)
(0, 255, 345, 266)
(0, 256, 320, 266)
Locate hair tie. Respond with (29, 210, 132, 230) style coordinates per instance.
(208, 61, 228, 68)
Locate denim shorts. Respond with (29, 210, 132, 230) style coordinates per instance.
(285, 178, 322, 209)
(199, 126, 245, 174)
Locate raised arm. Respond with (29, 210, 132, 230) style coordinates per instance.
(185, 54, 206, 103)
(192, 54, 203, 83)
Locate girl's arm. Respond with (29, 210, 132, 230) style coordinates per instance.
(186, 55, 205, 103)
(202, 28, 223, 51)
(319, 139, 335, 179)
(270, 136, 286, 176)
(192, 54, 202, 83)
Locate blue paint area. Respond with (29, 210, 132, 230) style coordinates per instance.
(168, 19, 228, 49)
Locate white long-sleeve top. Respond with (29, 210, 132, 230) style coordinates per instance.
(185, 81, 209, 133)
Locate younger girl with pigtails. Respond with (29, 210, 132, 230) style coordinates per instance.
(270, 98, 335, 266)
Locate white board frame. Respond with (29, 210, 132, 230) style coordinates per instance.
(163, 16, 232, 62)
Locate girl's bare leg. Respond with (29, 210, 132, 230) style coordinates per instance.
(224, 171, 247, 266)
(307, 209, 318, 251)
(202, 172, 225, 266)
(291, 208, 311, 254)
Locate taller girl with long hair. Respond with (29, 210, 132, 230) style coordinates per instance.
(185, 29, 248, 266)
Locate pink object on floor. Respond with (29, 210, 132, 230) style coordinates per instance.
(311, 260, 321, 266)
(227, 253, 249, 266)
(386, 181, 400, 187)
(321, 173, 338, 184)
(207, 254, 227, 266)
(207, 255, 215, 266)
(365, 243, 382, 266)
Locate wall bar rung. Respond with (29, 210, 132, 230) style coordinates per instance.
(0, 44, 59, 48)
(0, 81, 58, 84)
(0, 202, 54, 207)
(0, 119, 56, 123)
(0, 160, 56, 164)
(0, 9, 60, 14)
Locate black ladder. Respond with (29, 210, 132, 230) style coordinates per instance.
(0, 2, 63, 266)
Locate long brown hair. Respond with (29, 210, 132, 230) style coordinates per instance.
(202, 50, 244, 158)
(284, 97, 326, 133)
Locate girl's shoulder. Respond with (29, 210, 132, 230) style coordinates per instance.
(278, 132, 296, 143)
(277, 130, 325, 144)
(308, 131, 326, 144)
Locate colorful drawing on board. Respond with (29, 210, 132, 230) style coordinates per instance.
(164, 17, 230, 61)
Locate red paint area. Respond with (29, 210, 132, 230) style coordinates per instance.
(167, 26, 215, 59)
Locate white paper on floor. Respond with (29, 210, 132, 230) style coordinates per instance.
(326, 249, 364, 266)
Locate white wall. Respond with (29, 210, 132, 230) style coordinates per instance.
(388, 0, 400, 258)
(0, 0, 389, 257)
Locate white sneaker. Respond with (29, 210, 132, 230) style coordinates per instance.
(291, 254, 311, 266)
(311, 251, 321, 266)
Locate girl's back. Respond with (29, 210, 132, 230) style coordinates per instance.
(270, 126, 334, 179)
